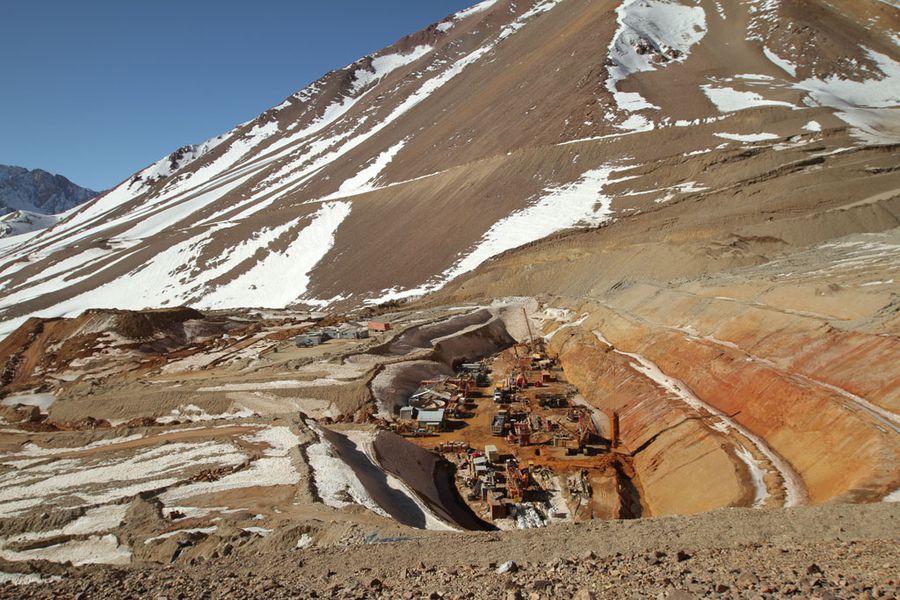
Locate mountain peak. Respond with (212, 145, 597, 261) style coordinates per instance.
(0, 164, 98, 218)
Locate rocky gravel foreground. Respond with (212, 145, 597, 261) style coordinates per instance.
(2, 503, 898, 599)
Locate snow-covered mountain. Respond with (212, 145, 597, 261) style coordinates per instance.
(0, 0, 897, 337)
(0, 210, 60, 238)
(0, 165, 97, 217)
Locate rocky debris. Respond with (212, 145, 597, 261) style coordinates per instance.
(124, 416, 157, 428)
(0, 404, 42, 424)
(189, 463, 245, 483)
(1, 538, 896, 599)
(56, 416, 111, 430)
(0, 503, 896, 598)
(496, 560, 518, 574)
(11, 415, 114, 433)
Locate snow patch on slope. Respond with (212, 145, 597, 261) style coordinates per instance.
(0, 200, 351, 327)
(0, 534, 131, 566)
(803, 120, 822, 132)
(715, 132, 779, 142)
(443, 166, 617, 279)
(794, 47, 900, 143)
(735, 445, 770, 508)
(763, 47, 797, 77)
(701, 85, 796, 112)
(162, 121, 280, 198)
(352, 46, 433, 94)
(0, 440, 247, 517)
(455, 0, 498, 20)
(606, 0, 708, 118)
(0, 211, 59, 239)
(161, 426, 301, 504)
(335, 140, 408, 196)
(139, 137, 229, 185)
(306, 424, 388, 516)
(368, 166, 619, 304)
(499, 0, 566, 40)
(345, 430, 457, 531)
(200, 201, 351, 309)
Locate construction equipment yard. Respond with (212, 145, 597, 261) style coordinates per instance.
(0, 298, 895, 586)
(395, 332, 643, 528)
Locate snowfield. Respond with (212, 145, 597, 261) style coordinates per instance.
(160, 426, 302, 504)
(200, 201, 352, 309)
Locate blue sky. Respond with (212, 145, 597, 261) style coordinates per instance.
(0, 1, 477, 190)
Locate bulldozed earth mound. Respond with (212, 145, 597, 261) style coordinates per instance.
(372, 430, 493, 531)
(0, 307, 237, 391)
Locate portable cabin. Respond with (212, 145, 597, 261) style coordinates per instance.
(333, 326, 369, 340)
(417, 409, 446, 432)
(485, 444, 499, 463)
(295, 332, 327, 347)
(488, 493, 507, 519)
(367, 321, 392, 332)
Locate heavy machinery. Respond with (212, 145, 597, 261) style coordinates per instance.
(507, 420, 532, 446)
(491, 411, 509, 436)
(505, 460, 530, 501)
(537, 393, 567, 409)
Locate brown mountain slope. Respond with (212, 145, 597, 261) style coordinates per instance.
(0, 0, 897, 338)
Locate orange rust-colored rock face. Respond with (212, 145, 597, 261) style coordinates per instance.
(632, 327, 898, 504)
(551, 328, 750, 517)
(538, 294, 899, 515)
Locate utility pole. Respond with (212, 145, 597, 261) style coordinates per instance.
(522, 307, 535, 350)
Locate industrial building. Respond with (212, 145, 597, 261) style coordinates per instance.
(367, 321, 392, 332)
(417, 409, 447, 432)
(294, 332, 327, 347)
(294, 322, 369, 347)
